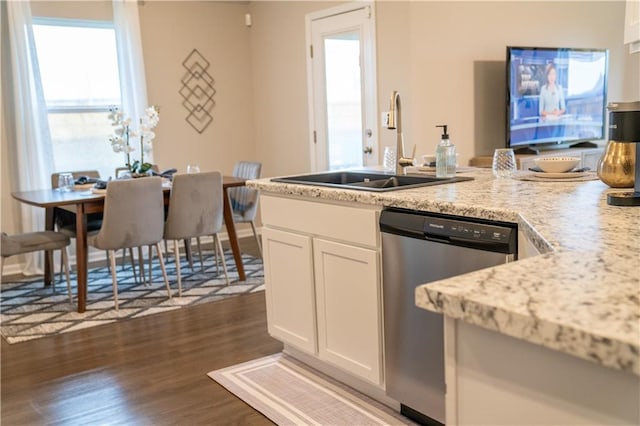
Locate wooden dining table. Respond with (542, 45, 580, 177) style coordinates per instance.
(12, 176, 248, 313)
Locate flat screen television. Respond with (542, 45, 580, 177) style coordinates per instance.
(506, 46, 609, 154)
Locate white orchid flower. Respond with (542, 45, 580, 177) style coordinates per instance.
(107, 105, 159, 173)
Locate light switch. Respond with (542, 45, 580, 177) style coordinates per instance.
(381, 112, 390, 128)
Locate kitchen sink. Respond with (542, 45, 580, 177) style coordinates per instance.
(271, 171, 473, 192)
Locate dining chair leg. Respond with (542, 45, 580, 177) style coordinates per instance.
(55, 235, 69, 282)
(184, 239, 194, 272)
(108, 250, 119, 310)
(128, 248, 138, 284)
(46, 250, 55, 291)
(61, 247, 72, 303)
(148, 245, 153, 284)
(120, 248, 131, 271)
(173, 240, 182, 297)
(250, 221, 263, 259)
(196, 237, 204, 271)
(155, 242, 171, 300)
(212, 235, 220, 274)
(137, 246, 147, 286)
(214, 234, 230, 285)
(59, 251, 64, 283)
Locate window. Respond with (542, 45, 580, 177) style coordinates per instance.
(33, 18, 122, 180)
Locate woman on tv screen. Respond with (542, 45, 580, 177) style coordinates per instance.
(538, 63, 566, 120)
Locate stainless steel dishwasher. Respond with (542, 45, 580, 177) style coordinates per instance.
(380, 208, 517, 426)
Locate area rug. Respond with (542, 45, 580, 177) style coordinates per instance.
(208, 353, 415, 426)
(1, 249, 264, 344)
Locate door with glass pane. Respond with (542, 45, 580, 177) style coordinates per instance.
(307, 4, 377, 171)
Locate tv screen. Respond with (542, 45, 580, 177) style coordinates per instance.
(506, 46, 608, 153)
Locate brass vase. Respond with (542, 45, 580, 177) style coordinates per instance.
(597, 141, 636, 188)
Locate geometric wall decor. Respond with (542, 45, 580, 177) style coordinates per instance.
(179, 49, 216, 134)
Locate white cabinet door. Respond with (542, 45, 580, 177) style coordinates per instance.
(313, 238, 382, 385)
(263, 227, 317, 354)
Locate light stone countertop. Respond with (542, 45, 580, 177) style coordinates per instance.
(248, 169, 640, 376)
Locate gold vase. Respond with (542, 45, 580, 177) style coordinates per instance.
(596, 141, 636, 188)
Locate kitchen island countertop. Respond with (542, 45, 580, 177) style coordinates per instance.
(248, 169, 640, 376)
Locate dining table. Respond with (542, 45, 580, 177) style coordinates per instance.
(12, 176, 248, 313)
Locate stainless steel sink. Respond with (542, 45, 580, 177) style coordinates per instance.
(271, 171, 473, 192)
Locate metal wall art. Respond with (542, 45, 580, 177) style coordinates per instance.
(180, 49, 216, 134)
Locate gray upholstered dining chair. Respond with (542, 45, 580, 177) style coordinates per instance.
(51, 170, 112, 277)
(87, 177, 171, 310)
(51, 170, 140, 281)
(227, 161, 262, 258)
(51, 171, 103, 240)
(164, 171, 229, 296)
(1, 231, 72, 301)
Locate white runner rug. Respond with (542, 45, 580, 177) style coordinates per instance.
(208, 353, 415, 425)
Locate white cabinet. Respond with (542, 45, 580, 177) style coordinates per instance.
(314, 238, 382, 384)
(261, 194, 384, 386)
(444, 319, 640, 426)
(263, 227, 316, 353)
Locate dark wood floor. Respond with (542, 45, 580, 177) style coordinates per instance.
(1, 237, 283, 425)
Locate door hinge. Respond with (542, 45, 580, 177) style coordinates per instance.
(313, 130, 317, 143)
(310, 44, 314, 58)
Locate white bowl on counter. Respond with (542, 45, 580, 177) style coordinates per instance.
(422, 154, 437, 165)
(533, 157, 580, 173)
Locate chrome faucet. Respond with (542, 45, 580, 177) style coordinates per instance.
(387, 91, 415, 175)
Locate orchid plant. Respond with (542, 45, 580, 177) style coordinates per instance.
(108, 105, 160, 175)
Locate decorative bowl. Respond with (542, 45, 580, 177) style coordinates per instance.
(533, 157, 580, 173)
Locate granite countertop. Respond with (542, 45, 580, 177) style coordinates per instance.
(248, 169, 640, 376)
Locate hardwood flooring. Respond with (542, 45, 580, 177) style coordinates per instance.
(1, 237, 283, 425)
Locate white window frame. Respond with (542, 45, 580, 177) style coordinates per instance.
(32, 17, 121, 115)
(32, 17, 125, 180)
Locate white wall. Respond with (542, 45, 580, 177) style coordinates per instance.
(248, 1, 343, 178)
(251, 0, 632, 171)
(139, 1, 255, 176)
(248, 1, 634, 173)
(402, 1, 630, 164)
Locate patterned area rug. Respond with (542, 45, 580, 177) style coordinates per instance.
(209, 353, 415, 426)
(1, 249, 264, 343)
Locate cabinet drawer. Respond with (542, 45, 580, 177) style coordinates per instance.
(261, 195, 380, 247)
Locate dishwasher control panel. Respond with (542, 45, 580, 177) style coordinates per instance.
(380, 208, 517, 254)
(423, 216, 513, 244)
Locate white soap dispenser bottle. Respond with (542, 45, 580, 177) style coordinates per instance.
(435, 124, 456, 178)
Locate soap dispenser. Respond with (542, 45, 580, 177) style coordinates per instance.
(435, 124, 456, 178)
